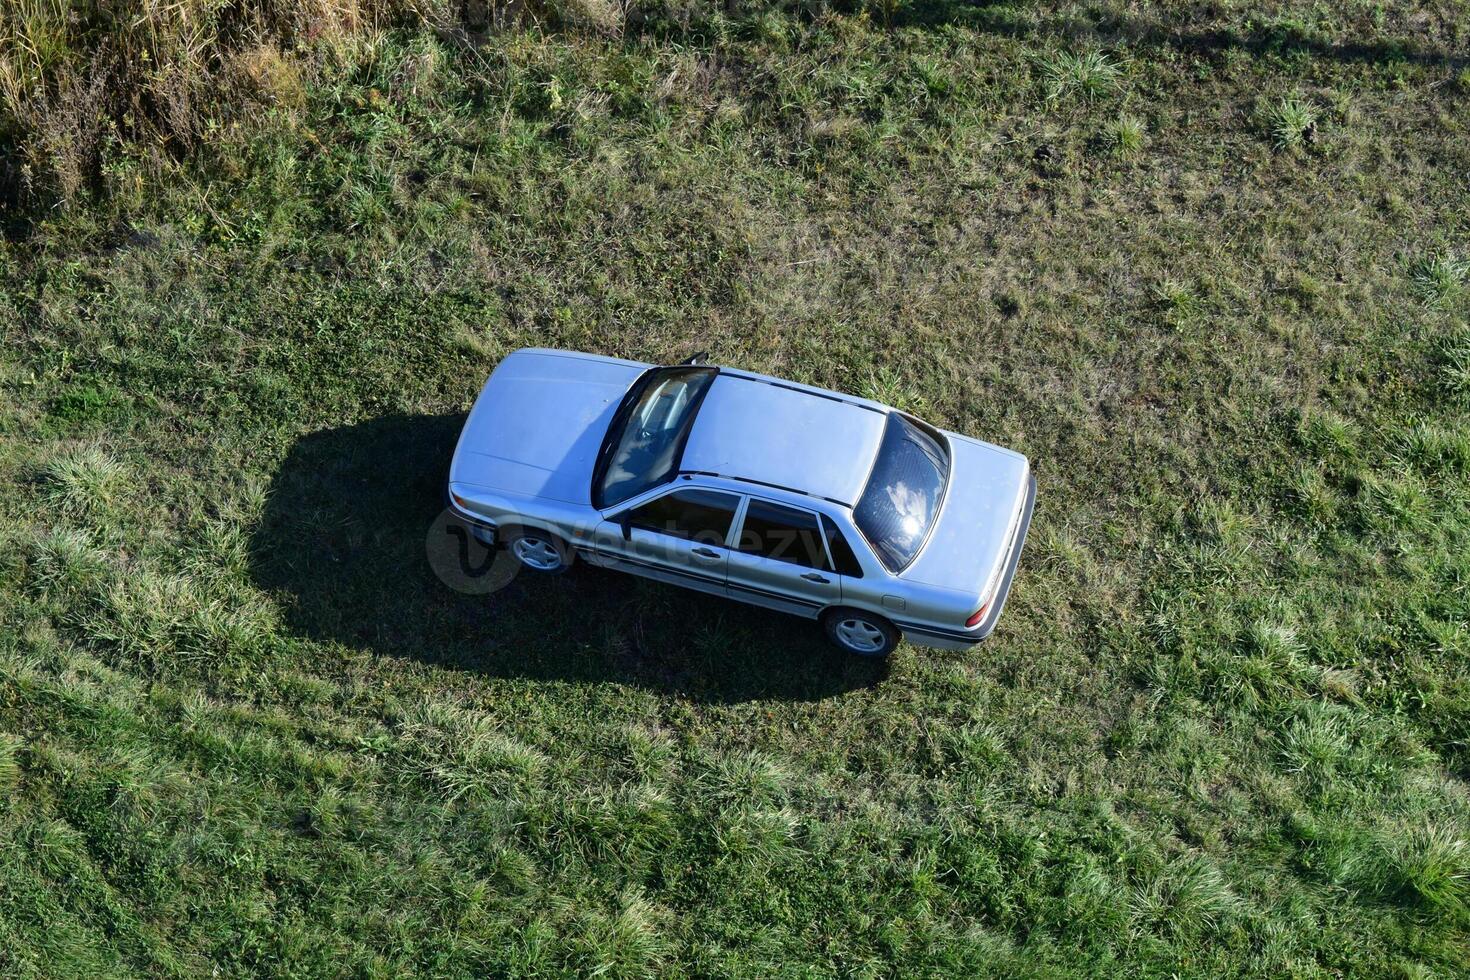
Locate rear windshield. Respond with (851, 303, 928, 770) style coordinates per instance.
(853, 414, 950, 572)
(597, 367, 716, 508)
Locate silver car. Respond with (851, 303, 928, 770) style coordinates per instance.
(446, 349, 1036, 658)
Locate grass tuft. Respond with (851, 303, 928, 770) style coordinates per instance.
(1441, 347, 1470, 405)
(84, 568, 274, 667)
(1281, 465, 1337, 528)
(713, 805, 800, 866)
(1246, 620, 1305, 661)
(1152, 278, 1202, 328)
(1101, 113, 1146, 159)
(861, 366, 930, 416)
(1131, 856, 1241, 938)
(465, 732, 548, 779)
(1400, 422, 1470, 474)
(1378, 825, 1470, 917)
(1268, 97, 1320, 148)
(1279, 706, 1352, 783)
(29, 527, 109, 592)
(0, 733, 22, 794)
(620, 725, 675, 781)
(41, 446, 129, 517)
(1297, 409, 1362, 462)
(575, 889, 673, 978)
(699, 750, 791, 806)
(1041, 50, 1122, 100)
(1412, 251, 1468, 309)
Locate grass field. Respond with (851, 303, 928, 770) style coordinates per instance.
(2, 1, 1469, 975)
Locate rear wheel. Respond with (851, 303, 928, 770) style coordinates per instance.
(823, 608, 899, 658)
(503, 528, 572, 574)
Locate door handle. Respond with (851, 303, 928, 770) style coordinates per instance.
(801, 572, 830, 583)
(691, 547, 721, 559)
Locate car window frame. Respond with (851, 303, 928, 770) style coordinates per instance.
(590, 365, 720, 510)
(728, 494, 838, 572)
(819, 514, 866, 579)
(611, 481, 882, 579)
(619, 485, 742, 545)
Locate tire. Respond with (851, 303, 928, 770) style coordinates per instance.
(823, 608, 899, 658)
(501, 527, 573, 575)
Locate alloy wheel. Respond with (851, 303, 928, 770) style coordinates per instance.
(836, 617, 887, 654)
(511, 535, 563, 571)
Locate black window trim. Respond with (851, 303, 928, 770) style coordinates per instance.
(679, 469, 850, 508)
(819, 513, 866, 579)
(730, 494, 836, 572)
(620, 484, 742, 545)
(590, 364, 720, 510)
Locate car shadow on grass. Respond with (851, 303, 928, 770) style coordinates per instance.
(249, 413, 887, 704)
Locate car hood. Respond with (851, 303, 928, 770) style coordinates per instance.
(901, 435, 1030, 596)
(449, 349, 647, 505)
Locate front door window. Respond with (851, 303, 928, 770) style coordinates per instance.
(626, 488, 740, 545)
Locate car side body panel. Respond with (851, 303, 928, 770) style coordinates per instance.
(721, 494, 846, 616)
(591, 516, 731, 598)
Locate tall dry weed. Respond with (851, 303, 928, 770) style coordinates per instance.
(0, 0, 474, 206)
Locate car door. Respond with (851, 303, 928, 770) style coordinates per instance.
(594, 486, 741, 597)
(723, 497, 842, 617)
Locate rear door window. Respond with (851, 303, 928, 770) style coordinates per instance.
(735, 499, 830, 569)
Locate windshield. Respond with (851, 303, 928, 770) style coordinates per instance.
(853, 414, 950, 572)
(596, 367, 717, 508)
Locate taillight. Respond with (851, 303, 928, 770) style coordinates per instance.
(966, 603, 990, 628)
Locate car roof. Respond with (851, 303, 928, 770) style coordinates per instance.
(679, 373, 889, 506)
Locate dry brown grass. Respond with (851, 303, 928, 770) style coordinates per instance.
(0, 0, 459, 204)
(0, 0, 646, 205)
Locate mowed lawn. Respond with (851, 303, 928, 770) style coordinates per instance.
(1, 1, 1468, 975)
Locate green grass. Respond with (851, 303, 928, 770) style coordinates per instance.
(1414, 251, 1469, 309)
(2, 1, 1469, 975)
(1100, 112, 1146, 160)
(1267, 96, 1321, 148)
(1041, 49, 1124, 101)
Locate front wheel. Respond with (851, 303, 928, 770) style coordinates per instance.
(503, 528, 573, 574)
(823, 608, 899, 658)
